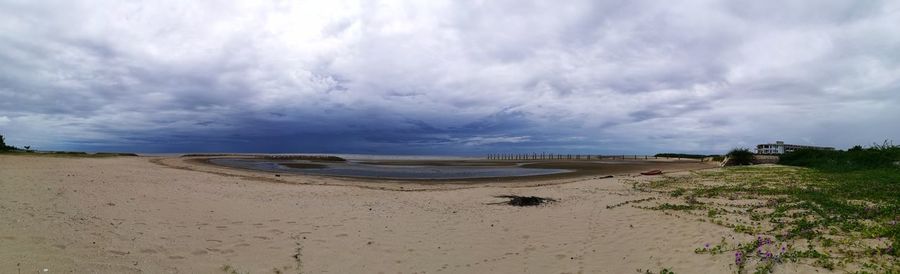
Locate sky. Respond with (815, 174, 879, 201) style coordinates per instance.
(1, 1, 899, 155)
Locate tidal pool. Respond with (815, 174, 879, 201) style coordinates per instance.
(208, 158, 572, 180)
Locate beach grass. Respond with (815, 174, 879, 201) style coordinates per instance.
(629, 164, 898, 273)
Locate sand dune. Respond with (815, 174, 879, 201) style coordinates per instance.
(1, 155, 793, 273)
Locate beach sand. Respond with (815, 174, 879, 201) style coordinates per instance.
(1, 155, 774, 273)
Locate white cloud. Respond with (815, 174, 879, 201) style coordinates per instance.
(1, 0, 899, 153)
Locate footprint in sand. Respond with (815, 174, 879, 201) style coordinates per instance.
(53, 244, 66, 249)
(215, 226, 228, 229)
(253, 236, 270, 240)
(234, 243, 251, 247)
(168, 255, 185, 260)
(335, 233, 348, 237)
(139, 249, 157, 254)
(109, 250, 129, 256)
(191, 250, 208, 255)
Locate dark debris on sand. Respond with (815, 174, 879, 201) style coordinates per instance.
(492, 195, 557, 206)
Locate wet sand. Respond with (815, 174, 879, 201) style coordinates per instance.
(197, 156, 714, 184)
(1, 155, 746, 273)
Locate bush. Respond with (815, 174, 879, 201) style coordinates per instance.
(0, 134, 16, 151)
(726, 148, 754, 165)
(779, 141, 900, 171)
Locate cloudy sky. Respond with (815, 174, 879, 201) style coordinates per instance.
(1, 1, 899, 154)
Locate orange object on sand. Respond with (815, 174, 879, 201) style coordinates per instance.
(641, 170, 663, 175)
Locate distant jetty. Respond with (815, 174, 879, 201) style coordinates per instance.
(485, 153, 677, 160)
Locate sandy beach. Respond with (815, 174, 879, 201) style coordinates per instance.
(1, 155, 812, 273)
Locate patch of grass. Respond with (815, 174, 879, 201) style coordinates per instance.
(779, 141, 900, 171)
(637, 267, 676, 274)
(606, 197, 656, 209)
(221, 265, 250, 274)
(650, 203, 699, 211)
(634, 164, 899, 273)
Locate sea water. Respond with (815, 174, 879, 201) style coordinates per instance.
(208, 157, 572, 180)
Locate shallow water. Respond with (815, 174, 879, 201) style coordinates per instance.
(209, 158, 572, 180)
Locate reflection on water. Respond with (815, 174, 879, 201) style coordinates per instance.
(209, 158, 572, 180)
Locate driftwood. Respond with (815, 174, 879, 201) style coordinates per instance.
(491, 195, 557, 206)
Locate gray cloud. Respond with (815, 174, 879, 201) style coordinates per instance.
(1, 0, 899, 154)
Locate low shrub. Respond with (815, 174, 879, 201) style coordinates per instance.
(726, 148, 754, 165)
(779, 141, 900, 171)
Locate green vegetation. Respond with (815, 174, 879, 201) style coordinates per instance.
(779, 141, 900, 171)
(220, 265, 250, 274)
(627, 142, 900, 273)
(638, 268, 676, 274)
(726, 148, 754, 165)
(0, 133, 18, 151)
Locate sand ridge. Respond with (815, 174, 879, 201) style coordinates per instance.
(2, 155, 754, 273)
(154, 156, 716, 191)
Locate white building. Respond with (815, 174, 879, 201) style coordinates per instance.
(756, 141, 835, 155)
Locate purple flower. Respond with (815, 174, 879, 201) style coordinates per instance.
(705, 243, 710, 249)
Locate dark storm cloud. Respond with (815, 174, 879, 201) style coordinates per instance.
(1, 0, 899, 154)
